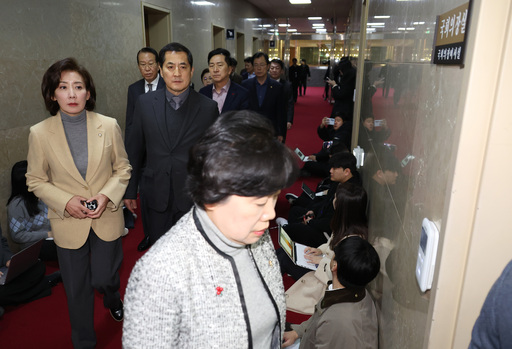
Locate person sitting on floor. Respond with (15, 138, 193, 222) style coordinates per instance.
(278, 152, 362, 248)
(283, 235, 380, 349)
(358, 114, 391, 152)
(7, 160, 57, 261)
(280, 183, 369, 315)
(0, 227, 61, 318)
(301, 111, 352, 178)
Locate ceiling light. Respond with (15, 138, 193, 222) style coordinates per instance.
(278, 24, 291, 27)
(191, 1, 215, 5)
(262, 24, 272, 27)
(413, 21, 425, 25)
(374, 15, 390, 18)
(290, 0, 311, 4)
(312, 23, 325, 27)
(308, 17, 322, 20)
(287, 28, 297, 32)
(246, 18, 259, 21)
(367, 22, 385, 26)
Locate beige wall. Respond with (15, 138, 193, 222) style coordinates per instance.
(0, 0, 264, 238)
(355, 0, 512, 347)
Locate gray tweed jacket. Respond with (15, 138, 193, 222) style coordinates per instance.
(123, 208, 286, 348)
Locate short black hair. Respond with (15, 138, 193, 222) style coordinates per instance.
(200, 68, 210, 80)
(270, 59, 284, 70)
(208, 48, 232, 66)
(159, 42, 193, 68)
(187, 110, 299, 208)
(137, 47, 159, 64)
(41, 57, 96, 116)
(329, 152, 357, 174)
(292, 58, 297, 63)
(334, 236, 380, 289)
(230, 57, 238, 68)
(252, 52, 269, 65)
(244, 56, 254, 64)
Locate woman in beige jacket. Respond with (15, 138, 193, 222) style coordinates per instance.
(26, 58, 131, 349)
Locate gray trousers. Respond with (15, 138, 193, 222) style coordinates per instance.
(57, 229, 123, 349)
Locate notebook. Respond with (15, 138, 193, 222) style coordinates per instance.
(278, 226, 317, 271)
(294, 148, 311, 162)
(0, 239, 43, 285)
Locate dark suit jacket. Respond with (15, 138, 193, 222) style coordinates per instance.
(242, 76, 286, 137)
(125, 76, 165, 137)
(124, 89, 218, 212)
(199, 82, 249, 114)
(279, 78, 294, 124)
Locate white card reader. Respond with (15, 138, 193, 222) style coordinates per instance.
(416, 218, 439, 292)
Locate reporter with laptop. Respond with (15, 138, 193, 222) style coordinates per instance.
(0, 227, 60, 318)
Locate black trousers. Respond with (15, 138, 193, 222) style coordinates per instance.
(57, 229, 123, 349)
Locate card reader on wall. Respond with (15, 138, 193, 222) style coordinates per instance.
(416, 218, 440, 292)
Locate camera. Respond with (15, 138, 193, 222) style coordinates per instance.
(81, 200, 98, 211)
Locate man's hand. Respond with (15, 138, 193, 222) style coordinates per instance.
(124, 199, 138, 214)
(287, 122, 292, 130)
(282, 331, 299, 347)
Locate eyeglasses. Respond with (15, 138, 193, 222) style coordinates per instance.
(203, 76, 213, 81)
(139, 62, 157, 69)
(253, 63, 268, 68)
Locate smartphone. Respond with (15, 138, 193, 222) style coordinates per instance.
(374, 119, 384, 127)
(326, 118, 335, 125)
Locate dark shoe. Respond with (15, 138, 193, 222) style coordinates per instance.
(137, 236, 150, 252)
(46, 271, 62, 287)
(110, 300, 123, 322)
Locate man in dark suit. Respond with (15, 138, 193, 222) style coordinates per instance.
(125, 47, 165, 137)
(124, 42, 219, 247)
(125, 47, 166, 251)
(242, 52, 286, 142)
(288, 58, 300, 102)
(199, 48, 249, 114)
(269, 58, 294, 142)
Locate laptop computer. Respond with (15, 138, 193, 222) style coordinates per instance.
(294, 148, 311, 162)
(0, 239, 43, 285)
(278, 226, 317, 271)
(301, 182, 316, 200)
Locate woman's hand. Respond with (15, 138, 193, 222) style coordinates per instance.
(65, 195, 90, 219)
(305, 253, 323, 265)
(320, 117, 329, 128)
(86, 194, 109, 219)
(304, 247, 321, 256)
(124, 199, 137, 214)
(282, 330, 299, 347)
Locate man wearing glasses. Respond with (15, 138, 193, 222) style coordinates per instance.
(242, 52, 286, 142)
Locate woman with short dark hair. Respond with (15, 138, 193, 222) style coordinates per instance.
(123, 110, 299, 348)
(26, 57, 131, 348)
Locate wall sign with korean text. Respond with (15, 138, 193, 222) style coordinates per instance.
(433, 1, 472, 65)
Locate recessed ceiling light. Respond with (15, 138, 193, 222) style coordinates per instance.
(262, 24, 272, 27)
(374, 15, 390, 18)
(191, 1, 215, 5)
(308, 17, 322, 20)
(288, 29, 297, 32)
(246, 18, 259, 21)
(367, 22, 385, 26)
(312, 23, 325, 27)
(290, 0, 311, 4)
(278, 24, 291, 27)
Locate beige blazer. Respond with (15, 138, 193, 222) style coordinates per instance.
(26, 111, 132, 249)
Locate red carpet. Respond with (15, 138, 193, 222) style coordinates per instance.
(0, 87, 331, 348)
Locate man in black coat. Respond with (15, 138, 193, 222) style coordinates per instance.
(242, 52, 286, 142)
(124, 43, 219, 247)
(125, 47, 166, 251)
(269, 58, 294, 142)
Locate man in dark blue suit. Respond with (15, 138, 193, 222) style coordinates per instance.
(269, 58, 294, 142)
(125, 47, 166, 251)
(199, 48, 249, 114)
(126, 47, 165, 137)
(124, 43, 218, 248)
(242, 52, 286, 142)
